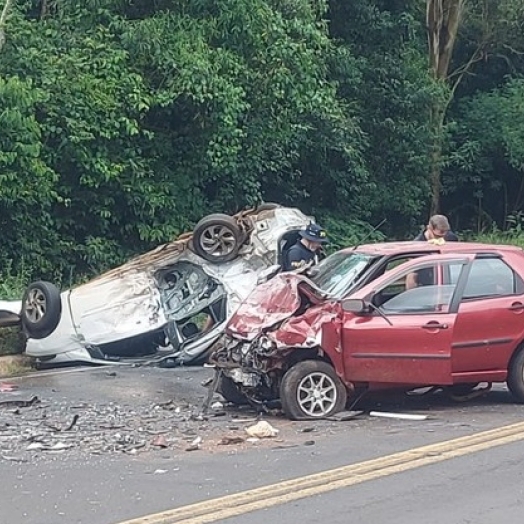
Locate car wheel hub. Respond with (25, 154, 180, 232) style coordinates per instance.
(24, 289, 47, 323)
(297, 372, 337, 417)
(200, 226, 236, 257)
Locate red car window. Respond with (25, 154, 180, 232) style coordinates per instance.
(462, 258, 524, 299)
(372, 260, 465, 313)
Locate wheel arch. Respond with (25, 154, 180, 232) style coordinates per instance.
(508, 339, 524, 371)
(284, 346, 347, 385)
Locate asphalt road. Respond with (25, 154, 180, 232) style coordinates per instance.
(1, 366, 524, 524)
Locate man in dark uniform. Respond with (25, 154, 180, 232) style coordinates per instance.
(283, 223, 328, 271)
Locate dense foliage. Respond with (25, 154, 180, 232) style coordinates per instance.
(1, 0, 524, 283)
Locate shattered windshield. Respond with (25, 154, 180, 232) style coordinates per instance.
(310, 251, 374, 297)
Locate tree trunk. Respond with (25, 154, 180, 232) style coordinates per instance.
(0, 0, 15, 53)
(426, 0, 464, 214)
(429, 104, 445, 215)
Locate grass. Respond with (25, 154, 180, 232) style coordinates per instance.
(0, 354, 34, 378)
(466, 232, 524, 248)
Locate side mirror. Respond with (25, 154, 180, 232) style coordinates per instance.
(341, 298, 369, 314)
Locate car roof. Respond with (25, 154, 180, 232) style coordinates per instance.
(340, 241, 524, 257)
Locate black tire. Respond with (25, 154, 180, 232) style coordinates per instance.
(280, 360, 347, 420)
(507, 348, 524, 402)
(21, 281, 62, 339)
(193, 214, 242, 263)
(217, 375, 249, 405)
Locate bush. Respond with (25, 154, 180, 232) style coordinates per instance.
(0, 259, 31, 300)
(462, 213, 524, 249)
(320, 215, 386, 253)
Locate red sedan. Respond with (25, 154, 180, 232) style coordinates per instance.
(211, 241, 524, 419)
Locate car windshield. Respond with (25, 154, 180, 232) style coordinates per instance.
(310, 251, 374, 297)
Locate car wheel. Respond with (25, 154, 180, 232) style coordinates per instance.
(280, 360, 347, 420)
(217, 375, 248, 405)
(507, 348, 524, 402)
(21, 281, 62, 339)
(192, 214, 242, 263)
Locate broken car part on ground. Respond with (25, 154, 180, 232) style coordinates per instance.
(210, 241, 524, 420)
(2, 204, 313, 368)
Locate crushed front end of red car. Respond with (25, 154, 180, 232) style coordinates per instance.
(209, 272, 348, 414)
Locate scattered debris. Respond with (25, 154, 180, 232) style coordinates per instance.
(218, 436, 245, 446)
(26, 443, 45, 451)
(327, 410, 365, 422)
(47, 442, 72, 452)
(300, 427, 316, 433)
(448, 383, 492, 402)
(245, 420, 279, 438)
(211, 401, 224, 410)
(45, 413, 80, 432)
(64, 414, 80, 431)
(1, 455, 28, 463)
(185, 436, 202, 451)
(153, 469, 168, 475)
(0, 395, 40, 409)
(151, 435, 168, 448)
(369, 411, 428, 421)
(272, 444, 298, 450)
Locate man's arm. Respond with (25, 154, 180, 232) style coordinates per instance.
(284, 245, 310, 271)
(405, 272, 418, 289)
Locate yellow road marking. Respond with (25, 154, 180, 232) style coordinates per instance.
(116, 421, 524, 524)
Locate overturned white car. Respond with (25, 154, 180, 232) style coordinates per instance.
(10, 205, 313, 367)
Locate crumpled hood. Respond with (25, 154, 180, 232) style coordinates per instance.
(266, 301, 342, 349)
(225, 273, 325, 341)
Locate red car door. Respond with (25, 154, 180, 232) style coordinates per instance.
(341, 256, 471, 387)
(451, 254, 524, 381)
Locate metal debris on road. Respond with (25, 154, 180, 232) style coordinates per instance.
(218, 436, 245, 445)
(369, 411, 428, 421)
(327, 410, 366, 421)
(185, 436, 202, 451)
(0, 395, 40, 408)
(151, 435, 168, 448)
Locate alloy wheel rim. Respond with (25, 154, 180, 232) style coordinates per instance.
(199, 225, 236, 257)
(25, 289, 47, 323)
(296, 372, 337, 417)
